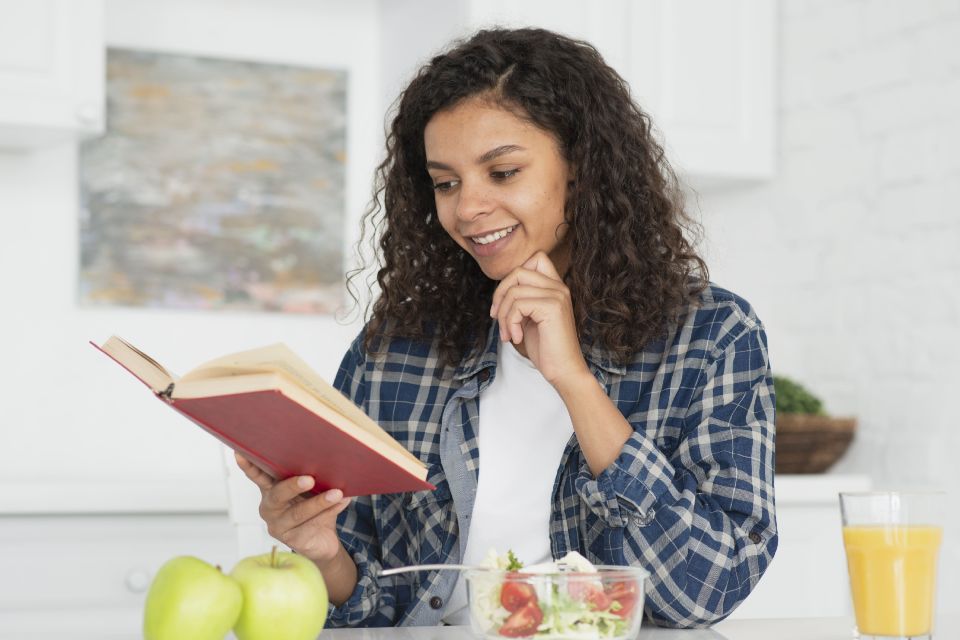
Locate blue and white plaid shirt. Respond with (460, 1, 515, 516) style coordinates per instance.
(327, 283, 777, 628)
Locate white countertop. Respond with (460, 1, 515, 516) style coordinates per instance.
(320, 618, 853, 640)
(317, 616, 959, 640)
(772, 474, 871, 505)
(30, 616, 960, 640)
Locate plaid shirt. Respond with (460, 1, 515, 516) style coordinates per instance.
(327, 283, 777, 628)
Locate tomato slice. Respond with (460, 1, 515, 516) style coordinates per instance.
(604, 580, 640, 619)
(498, 601, 544, 637)
(568, 582, 612, 611)
(500, 580, 537, 612)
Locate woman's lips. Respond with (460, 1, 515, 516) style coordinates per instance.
(469, 225, 517, 258)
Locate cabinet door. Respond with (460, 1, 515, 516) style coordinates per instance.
(462, 0, 775, 188)
(0, 0, 104, 149)
(463, 0, 632, 89)
(0, 514, 236, 635)
(626, 0, 776, 186)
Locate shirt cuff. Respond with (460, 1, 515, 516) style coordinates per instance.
(325, 551, 380, 627)
(574, 430, 678, 527)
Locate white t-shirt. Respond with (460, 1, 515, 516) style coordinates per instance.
(442, 342, 575, 625)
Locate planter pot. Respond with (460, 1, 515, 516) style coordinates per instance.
(775, 414, 857, 474)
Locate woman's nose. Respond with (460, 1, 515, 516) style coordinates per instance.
(454, 180, 491, 221)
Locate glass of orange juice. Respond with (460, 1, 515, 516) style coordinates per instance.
(840, 491, 944, 639)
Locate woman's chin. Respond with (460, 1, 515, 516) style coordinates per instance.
(478, 266, 508, 282)
(473, 257, 518, 282)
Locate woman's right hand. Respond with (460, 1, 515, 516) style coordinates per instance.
(234, 452, 353, 566)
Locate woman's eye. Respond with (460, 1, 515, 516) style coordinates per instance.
(433, 180, 459, 192)
(491, 169, 520, 181)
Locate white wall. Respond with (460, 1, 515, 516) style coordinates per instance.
(0, 0, 380, 512)
(701, 0, 960, 605)
(379, 0, 471, 119)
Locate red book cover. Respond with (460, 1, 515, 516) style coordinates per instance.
(93, 339, 435, 497)
(171, 391, 433, 497)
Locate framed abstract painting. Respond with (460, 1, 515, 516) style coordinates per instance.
(79, 49, 347, 314)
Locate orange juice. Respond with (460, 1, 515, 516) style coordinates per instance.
(842, 525, 942, 637)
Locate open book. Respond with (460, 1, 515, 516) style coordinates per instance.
(93, 336, 434, 497)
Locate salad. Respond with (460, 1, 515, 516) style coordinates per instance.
(466, 550, 645, 639)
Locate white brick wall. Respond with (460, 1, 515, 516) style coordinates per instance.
(700, 0, 960, 610)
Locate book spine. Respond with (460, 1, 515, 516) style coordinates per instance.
(158, 383, 175, 403)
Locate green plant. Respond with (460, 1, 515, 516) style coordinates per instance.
(773, 376, 826, 415)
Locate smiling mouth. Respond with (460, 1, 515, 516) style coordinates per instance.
(469, 225, 518, 245)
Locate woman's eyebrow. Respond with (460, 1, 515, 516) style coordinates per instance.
(477, 144, 525, 164)
(426, 144, 526, 171)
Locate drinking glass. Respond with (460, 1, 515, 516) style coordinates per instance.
(839, 491, 944, 640)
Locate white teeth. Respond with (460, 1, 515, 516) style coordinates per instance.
(472, 225, 517, 245)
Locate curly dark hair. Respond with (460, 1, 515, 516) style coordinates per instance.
(348, 27, 708, 368)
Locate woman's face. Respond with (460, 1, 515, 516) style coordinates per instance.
(424, 97, 572, 281)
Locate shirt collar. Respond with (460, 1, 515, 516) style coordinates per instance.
(452, 321, 627, 381)
(452, 322, 500, 381)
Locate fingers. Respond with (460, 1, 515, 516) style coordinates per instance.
(490, 257, 566, 318)
(495, 287, 564, 343)
(236, 454, 322, 514)
(280, 499, 353, 560)
(263, 474, 320, 513)
(267, 489, 353, 550)
(235, 453, 351, 558)
(491, 252, 571, 345)
(274, 491, 352, 542)
(235, 452, 276, 492)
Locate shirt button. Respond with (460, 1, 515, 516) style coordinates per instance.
(632, 509, 655, 526)
(749, 531, 763, 544)
(430, 596, 444, 610)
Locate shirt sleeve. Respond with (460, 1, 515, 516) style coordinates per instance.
(324, 330, 406, 627)
(574, 320, 777, 628)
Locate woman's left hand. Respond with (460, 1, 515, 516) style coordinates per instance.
(490, 251, 591, 389)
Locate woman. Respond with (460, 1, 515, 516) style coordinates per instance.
(237, 27, 777, 628)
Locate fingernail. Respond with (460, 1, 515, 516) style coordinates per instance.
(325, 489, 343, 502)
(297, 476, 313, 489)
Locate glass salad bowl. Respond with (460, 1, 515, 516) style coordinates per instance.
(464, 564, 648, 639)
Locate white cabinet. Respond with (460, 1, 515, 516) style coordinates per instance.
(728, 474, 872, 620)
(624, 0, 776, 187)
(387, 0, 776, 189)
(0, 513, 237, 635)
(0, 0, 104, 150)
(0, 476, 872, 633)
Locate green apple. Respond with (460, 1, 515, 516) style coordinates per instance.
(230, 546, 329, 640)
(143, 555, 242, 640)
